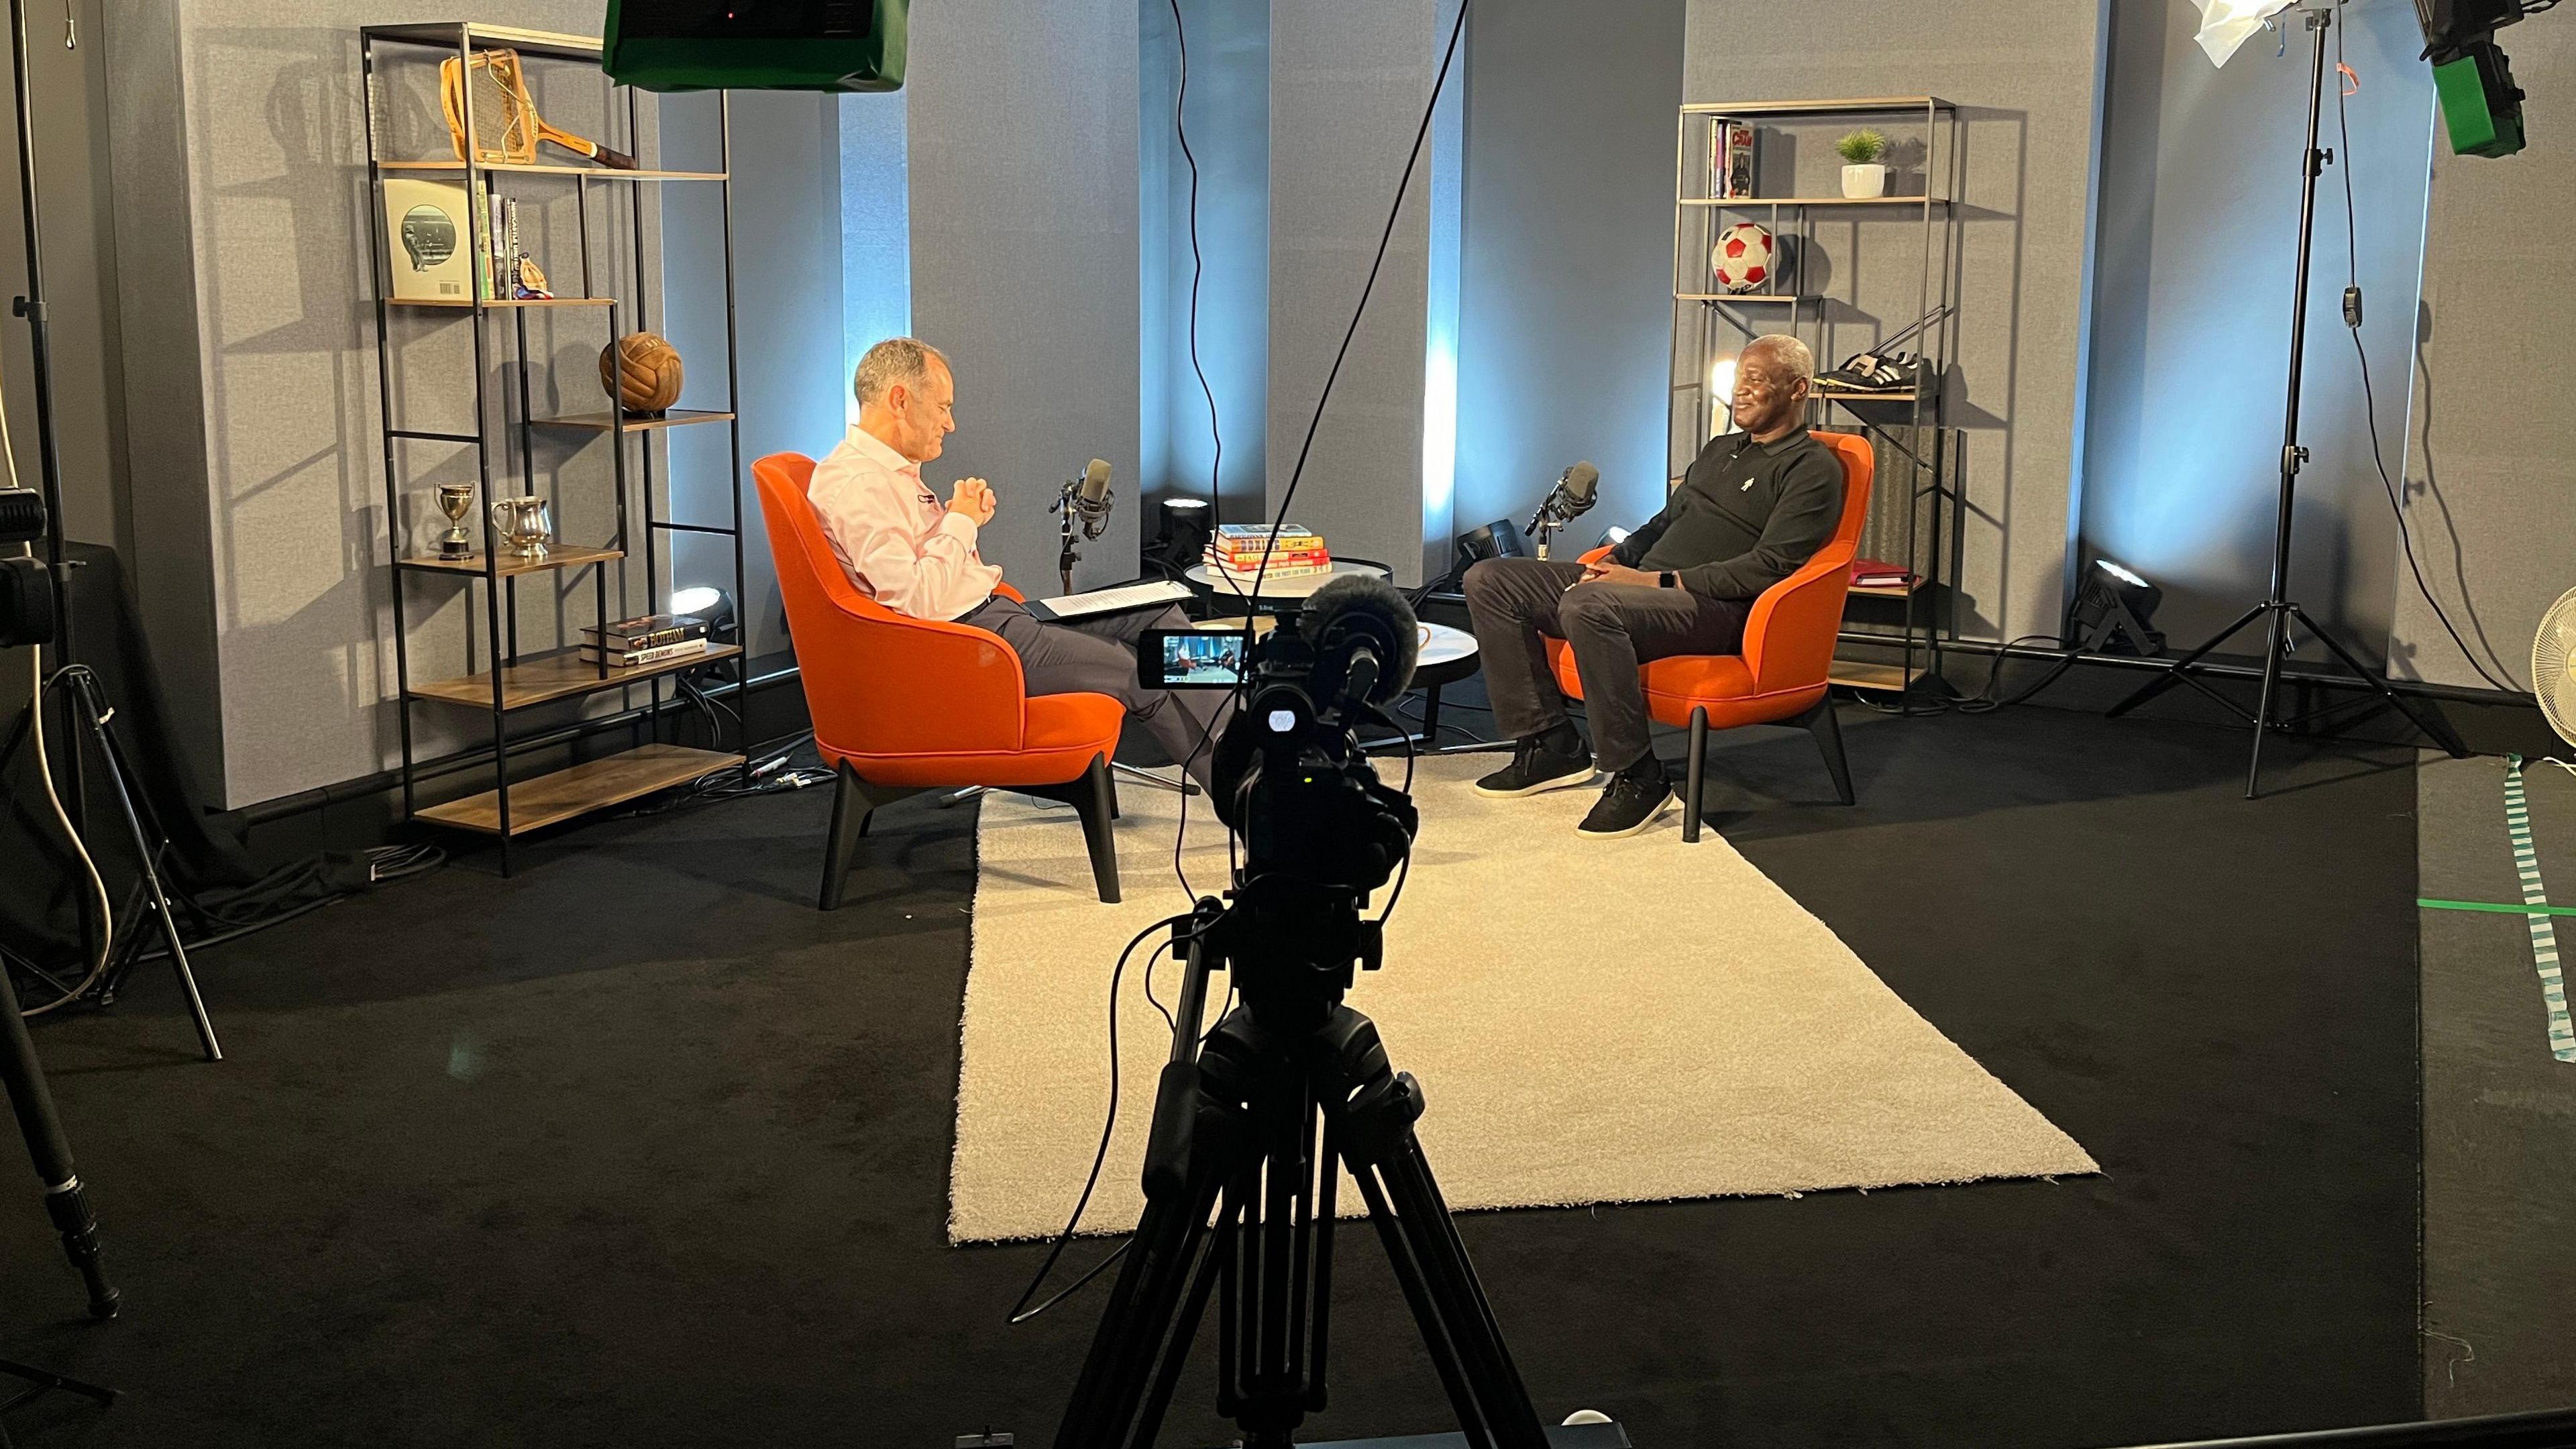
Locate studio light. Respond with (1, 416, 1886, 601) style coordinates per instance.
(1152, 496, 1212, 576)
(2068, 558, 2165, 657)
(2190, 0, 2296, 66)
(672, 584, 737, 643)
(1453, 517, 1525, 570)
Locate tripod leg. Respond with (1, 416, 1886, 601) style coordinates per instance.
(2105, 601, 2268, 718)
(72, 693, 218, 1061)
(2245, 605, 2292, 798)
(2289, 604, 2472, 759)
(0, 970, 120, 1320)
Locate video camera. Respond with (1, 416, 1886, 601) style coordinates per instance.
(1139, 574, 1421, 1005)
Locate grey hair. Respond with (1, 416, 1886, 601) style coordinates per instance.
(1743, 333, 1815, 385)
(853, 336, 950, 407)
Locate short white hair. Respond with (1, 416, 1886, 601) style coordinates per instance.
(854, 336, 949, 407)
(1743, 334, 1815, 386)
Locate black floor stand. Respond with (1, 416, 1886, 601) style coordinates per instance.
(1057, 916, 1549, 1449)
(0, 1359, 117, 1448)
(2104, 5, 2467, 798)
(0, 666, 223, 1061)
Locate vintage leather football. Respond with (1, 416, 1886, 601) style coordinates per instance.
(599, 331, 684, 415)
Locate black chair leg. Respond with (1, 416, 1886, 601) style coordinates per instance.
(1073, 755, 1122, 904)
(1683, 706, 1709, 843)
(1803, 695, 1856, 805)
(819, 763, 872, 911)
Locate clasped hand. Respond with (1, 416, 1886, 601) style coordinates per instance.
(946, 478, 998, 527)
(1573, 559, 1655, 589)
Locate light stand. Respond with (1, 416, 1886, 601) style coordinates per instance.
(2106, 3, 2468, 796)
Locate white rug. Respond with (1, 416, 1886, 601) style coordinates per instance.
(951, 755, 2096, 1243)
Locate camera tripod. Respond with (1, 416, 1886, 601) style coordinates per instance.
(0, 663, 221, 1061)
(1057, 902, 1548, 1449)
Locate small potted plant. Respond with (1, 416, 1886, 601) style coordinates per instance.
(1837, 129, 1889, 199)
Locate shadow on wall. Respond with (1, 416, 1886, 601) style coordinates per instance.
(2402, 296, 2526, 690)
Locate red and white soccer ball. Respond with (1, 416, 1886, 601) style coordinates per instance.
(1711, 222, 1775, 294)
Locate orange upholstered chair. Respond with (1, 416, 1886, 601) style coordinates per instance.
(1546, 429, 1875, 840)
(752, 453, 1128, 905)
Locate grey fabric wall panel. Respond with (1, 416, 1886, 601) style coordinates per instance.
(1682, 0, 2109, 643)
(112, 1, 645, 808)
(1452, 0, 1686, 551)
(2393, 21, 2575, 692)
(2082, 0, 2430, 669)
(659, 90, 844, 663)
(906, 0, 1142, 596)
(1266, 0, 1456, 587)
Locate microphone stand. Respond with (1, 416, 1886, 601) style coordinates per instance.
(1053, 478, 1085, 596)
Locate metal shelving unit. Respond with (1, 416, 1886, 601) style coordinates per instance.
(362, 22, 747, 872)
(1670, 96, 1964, 700)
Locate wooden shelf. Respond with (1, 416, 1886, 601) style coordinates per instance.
(416, 743, 740, 836)
(1677, 293, 1816, 304)
(410, 643, 743, 711)
(1830, 660, 1925, 692)
(378, 160, 727, 182)
(398, 545, 624, 578)
(1684, 196, 1953, 208)
(531, 409, 735, 433)
(1813, 387, 1929, 404)
(363, 23, 604, 62)
(388, 296, 614, 310)
(1686, 97, 1955, 117)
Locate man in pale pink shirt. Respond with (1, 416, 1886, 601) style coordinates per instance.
(808, 337, 1229, 792)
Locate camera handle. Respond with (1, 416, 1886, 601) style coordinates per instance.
(1057, 908, 1548, 1449)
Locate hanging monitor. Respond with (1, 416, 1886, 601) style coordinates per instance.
(603, 1, 908, 93)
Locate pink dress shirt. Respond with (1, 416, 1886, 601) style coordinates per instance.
(807, 425, 1002, 622)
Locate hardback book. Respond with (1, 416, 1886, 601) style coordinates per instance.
(1212, 523, 1324, 550)
(1715, 121, 1758, 199)
(582, 612, 710, 651)
(1211, 559, 1331, 582)
(1207, 544, 1329, 567)
(580, 637, 710, 668)
(382, 177, 474, 303)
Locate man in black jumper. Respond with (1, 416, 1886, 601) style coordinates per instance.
(1462, 334, 1843, 837)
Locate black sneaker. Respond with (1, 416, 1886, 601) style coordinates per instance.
(1474, 732, 1596, 798)
(1578, 761, 1674, 838)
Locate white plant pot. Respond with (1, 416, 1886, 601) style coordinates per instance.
(1841, 163, 1888, 199)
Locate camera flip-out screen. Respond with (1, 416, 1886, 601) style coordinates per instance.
(1140, 629, 1248, 690)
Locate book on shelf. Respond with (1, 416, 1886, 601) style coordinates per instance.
(382, 176, 474, 303)
(1210, 522, 1324, 550)
(1205, 545, 1329, 569)
(580, 612, 710, 651)
(1851, 557, 1918, 589)
(1207, 559, 1332, 583)
(579, 636, 711, 668)
(1711, 120, 1758, 199)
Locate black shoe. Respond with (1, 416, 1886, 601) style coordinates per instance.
(1474, 731, 1596, 798)
(1578, 760, 1674, 838)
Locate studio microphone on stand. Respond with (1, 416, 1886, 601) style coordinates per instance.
(1524, 461, 1599, 559)
(1056, 458, 1116, 592)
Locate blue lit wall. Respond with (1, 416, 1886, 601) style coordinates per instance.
(1453, 0, 1686, 554)
(841, 89, 913, 419)
(2079, 0, 2432, 662)
(1140, 0, 1271, 526)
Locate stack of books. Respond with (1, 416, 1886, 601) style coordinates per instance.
(1851, 558, 1919, 591)
(580, 612, 712, 667)
(1204, 523, 1331, 584)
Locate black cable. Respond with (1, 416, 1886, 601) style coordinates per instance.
(1165, 0, 1214, 908)
(1951, 633, 2079, 715)
(1006, 912, 1187, 1325)
(2331, 23, 2524, 695)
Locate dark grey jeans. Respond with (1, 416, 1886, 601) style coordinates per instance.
(1461, 557, 1750, 772)
(958, 597, 1233, 793)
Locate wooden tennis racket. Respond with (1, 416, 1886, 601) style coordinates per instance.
(441, 49, 637, 170)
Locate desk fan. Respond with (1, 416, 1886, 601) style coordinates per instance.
(2536, 589, 2576, 745)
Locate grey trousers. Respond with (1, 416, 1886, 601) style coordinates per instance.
(958, 597, 1234, 793)
(1461, 557, 1750, 772)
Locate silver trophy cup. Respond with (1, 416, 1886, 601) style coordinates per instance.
(488, 496, 553, 560)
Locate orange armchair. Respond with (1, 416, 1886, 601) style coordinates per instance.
(1547, 429, 1875, 839)
(752, 453, 1128, 905)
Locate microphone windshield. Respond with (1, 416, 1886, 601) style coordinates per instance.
(1300, 573, 1419, 706)
(1080, 458, 1114, 506)
(1561, 462, 1599, 508)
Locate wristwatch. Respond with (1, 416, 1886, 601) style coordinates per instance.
(1659, 571, 1678, 590)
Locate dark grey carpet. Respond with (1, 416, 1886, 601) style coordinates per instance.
(0, 706, 2421, 1446)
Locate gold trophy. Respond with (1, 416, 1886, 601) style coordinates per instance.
(435, 484, 476, 559)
